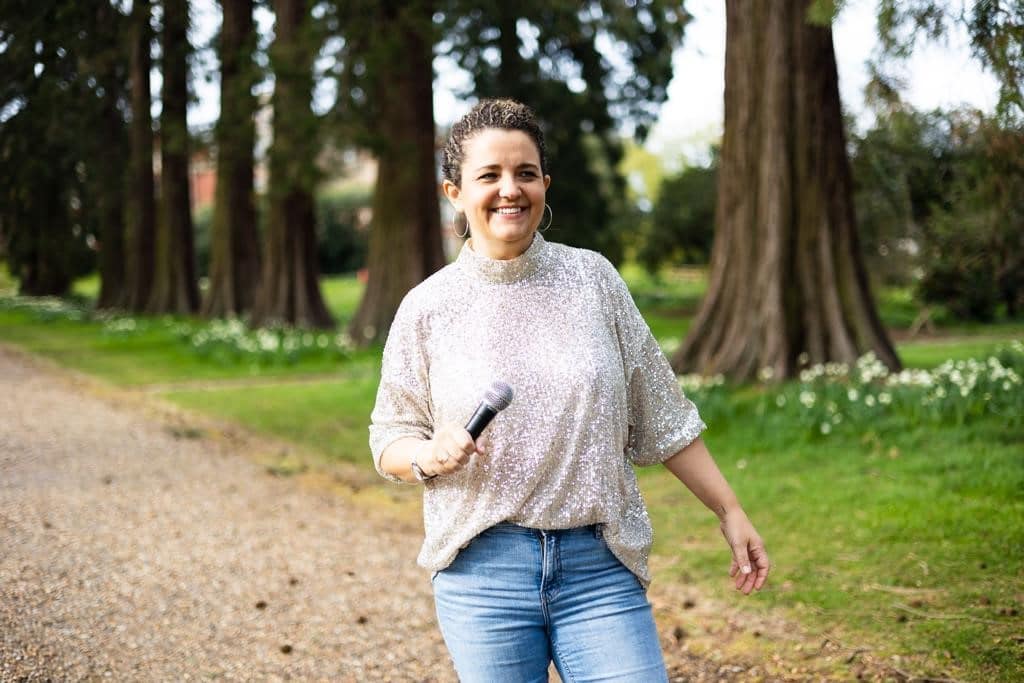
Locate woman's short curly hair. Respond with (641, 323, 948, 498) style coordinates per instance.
(442, 98, 547, 187)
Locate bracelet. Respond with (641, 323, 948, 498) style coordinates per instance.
(410, 441, 437, 482)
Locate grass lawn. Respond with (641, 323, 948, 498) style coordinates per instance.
(2, 267, 1022, 681)
(642, 403, 1023, 681)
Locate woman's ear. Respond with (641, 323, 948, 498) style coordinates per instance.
(543, 175, 551, 190)
(442, 179, 462, 211)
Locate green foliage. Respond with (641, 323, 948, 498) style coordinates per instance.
(875, 0, 1023, 121)
(805, 0, 847, 26)
(191, 186, 370, 279)
(851, 107, 1024, 320)
(916, 114, 1024, 320)
(638, 158, 717, 272)
(193, 205, 214, 277)
(0, 2, 127, 294)
(316, 186, 370, 274)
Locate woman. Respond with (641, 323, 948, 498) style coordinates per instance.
(370, 98, 769, 681)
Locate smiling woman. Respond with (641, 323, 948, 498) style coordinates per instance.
(440, 128, 551, 260)
(438, 100, 552, 260)
(369, 98, 769, 680)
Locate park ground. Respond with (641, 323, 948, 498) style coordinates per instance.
(1, 269, 1022, 681)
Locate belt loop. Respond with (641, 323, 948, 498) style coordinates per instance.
(593, 524, 603, 540)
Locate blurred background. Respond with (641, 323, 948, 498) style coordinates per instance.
(1, 1, 1021, 681)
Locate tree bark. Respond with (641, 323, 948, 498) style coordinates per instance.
(671, 0, 900, 381)
(348, 0, 443, 345)
(11, 178, 76, 297)
(125, 0, 157, 313)
(148, 0, 199, 315)
(95, 102, 129, 309)
(203, 0, 260, 317)
(251, 0, 333, 328)
(94, 1, 129, 310)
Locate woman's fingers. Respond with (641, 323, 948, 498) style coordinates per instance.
(733, 542, 769, 594)
(750, 544, 770, 591)
(431, 423, 482, 474)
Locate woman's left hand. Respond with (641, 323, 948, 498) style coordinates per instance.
(719, 509, 770, 595)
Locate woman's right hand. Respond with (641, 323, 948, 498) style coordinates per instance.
(422, 422, 488, 477)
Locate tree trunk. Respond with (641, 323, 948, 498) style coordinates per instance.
(251, 0, 333, 328)
(12, 180, 75, 297)
(148, 0, 199, 315)
(203, 0, 260, 318)
(125, 0, 157, 313)
(348, 0, 443, 345)
(94, 1, 129, 310)
(95, 103, 129, 310)
(671, 0, 900, 381)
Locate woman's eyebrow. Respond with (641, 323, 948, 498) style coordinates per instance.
(473, 162, 541, 172)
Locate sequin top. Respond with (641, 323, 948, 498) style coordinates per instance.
(369, 233, 706, 585)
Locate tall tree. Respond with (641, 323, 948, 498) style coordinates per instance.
(671, 1, 900, 381)
(0, 2, 100, 295)
(91, 1, 131, 310)
(148, 0, 200, 314)
(126, 0, 158, 313)
(251, 0, 333, 327)
(203, 0, 261, 317)
(339, 0, 444, 345)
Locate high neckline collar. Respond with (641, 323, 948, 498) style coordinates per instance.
(457, 232, 549, 284)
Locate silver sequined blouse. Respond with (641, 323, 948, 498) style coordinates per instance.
(368, 233, 706, 585)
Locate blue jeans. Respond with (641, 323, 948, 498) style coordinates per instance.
(431, 523, 668, 682)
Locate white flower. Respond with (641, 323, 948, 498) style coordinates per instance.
(775, 394, 787, 407)
(847, 388, 859, 402)
(820, 422, 832, 435)
(878, 392, 892, 405)
(799, 390, 816, 408)
(258, 330, 279, 352)
(865, 394, 876, 407)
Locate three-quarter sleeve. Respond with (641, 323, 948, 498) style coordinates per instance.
(599, 256, 706, 466)
(369, 298, 434, 482)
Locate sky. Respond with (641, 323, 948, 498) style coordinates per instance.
(187, 0, 1000, 164)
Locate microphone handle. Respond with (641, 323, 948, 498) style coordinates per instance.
(465, 404, 499, 440)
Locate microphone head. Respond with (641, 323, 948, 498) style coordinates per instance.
(484, 380, 514, 411)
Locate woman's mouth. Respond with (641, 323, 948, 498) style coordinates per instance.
(492, 206, 526, 216)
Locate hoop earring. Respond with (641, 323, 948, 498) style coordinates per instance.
(539, 203, 553, 233)
(453, 212, 469, 239)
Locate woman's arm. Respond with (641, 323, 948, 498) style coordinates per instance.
(379, 424, 488, 483)
(662, 437, 770, 594)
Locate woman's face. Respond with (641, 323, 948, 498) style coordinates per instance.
(443, 128, 551, 260)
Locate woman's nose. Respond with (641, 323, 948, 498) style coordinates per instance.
(498, 175, 521, 199)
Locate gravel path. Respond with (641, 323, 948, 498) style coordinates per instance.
(0, 346, 854, 682)
(1, 348, 452, 681)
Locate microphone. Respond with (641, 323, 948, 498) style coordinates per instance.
(465, 381, 514, 439)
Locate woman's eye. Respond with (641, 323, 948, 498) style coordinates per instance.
(479, 173, 498, 180)
(520, 171, 537, 178)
